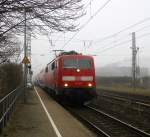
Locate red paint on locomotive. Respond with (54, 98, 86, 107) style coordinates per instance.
(37, 52, 97, 103)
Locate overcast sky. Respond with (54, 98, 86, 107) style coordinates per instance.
(27, 0, 150, 75)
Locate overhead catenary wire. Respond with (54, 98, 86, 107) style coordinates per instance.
(135, 24, 150, 33)
(84, 0, 94, 10)
(49, 19, 150, 46)
(85, 20, 150, 53)
(95, 39, 132, 54)
(50, 21, 150, 46)
(60, 4, 150, 52)
(38, 16, 150, 51)
(87, 23, 150, 52)
(93, 16, 150, 43)
(61, 0, 112, 49)
(94, 32, 150, 55)
(48, 0, 95, 47)
(32, 26, 150, 58)
(91, 34, 131, 49)
(33, 2, 150, 57)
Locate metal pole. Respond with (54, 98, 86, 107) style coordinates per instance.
(24, 8, 27, 103)
(84, 41, 86, 54)
(132, 32, 137, 90)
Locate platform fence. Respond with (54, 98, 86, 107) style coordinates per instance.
(0, 87, 23, 133)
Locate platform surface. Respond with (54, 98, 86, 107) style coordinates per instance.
(0, 87, 97, 137)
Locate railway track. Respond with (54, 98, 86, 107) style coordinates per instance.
(90, 90, 150, 130)
(97, 90, 150, 114)
(67, 105, 150, 137)
(97, 89, 150, 106)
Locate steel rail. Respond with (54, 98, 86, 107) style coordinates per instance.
(66, 107, 110, 137)
(98, 91, 150, 108)
(81, 118, 110, 137)
(86, 105, 150, 137)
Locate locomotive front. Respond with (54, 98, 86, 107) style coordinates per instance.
(58, 55, 97, 103)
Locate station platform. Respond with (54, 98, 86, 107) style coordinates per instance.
(0, 87, 96, 137)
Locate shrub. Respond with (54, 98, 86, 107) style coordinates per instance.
(0, 63, 23, 98)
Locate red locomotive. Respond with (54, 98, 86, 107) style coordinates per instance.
(36, 51, 97, 104)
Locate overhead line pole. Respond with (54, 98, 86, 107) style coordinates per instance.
(23, 8, 27, 103)
(27, 31, 32, 84)
(131, 32, 137, 90)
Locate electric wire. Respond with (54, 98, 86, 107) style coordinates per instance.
(50, 22, 150, 46)
(45, 19, 150, 50)
(94, 32, 150, 55)
(60, 7, 150, 53)
(50, 0, 95, 47)
(84, 0, 94, 10)
(88, 23, 150, 52)
(94, 16, 150, 43)
(94, 39, 132, 54)
(135, 24, 150, 33)
(61, 0, 111, 49)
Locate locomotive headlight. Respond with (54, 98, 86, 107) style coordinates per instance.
(64, 83, 68, 87)
(76, 68, 80, 72)
(88, 83, 92, 87)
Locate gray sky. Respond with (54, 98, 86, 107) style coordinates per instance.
(28, 0, 150, 75)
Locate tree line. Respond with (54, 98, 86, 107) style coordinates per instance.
(0, 63, 23, 98)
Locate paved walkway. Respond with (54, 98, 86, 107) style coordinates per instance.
(0, 87, 96, 137)
(0, 88, 57, 137)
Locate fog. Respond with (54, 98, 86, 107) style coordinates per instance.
(25, 0, 150, 75)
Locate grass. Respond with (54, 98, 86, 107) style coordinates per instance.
(96, 85, 150, 96)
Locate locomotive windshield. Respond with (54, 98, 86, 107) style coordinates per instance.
(63, 58, 92, 69)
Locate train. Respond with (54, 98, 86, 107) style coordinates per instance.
(34, 51, 97, 104)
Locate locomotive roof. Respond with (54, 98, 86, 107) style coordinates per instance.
(57, 54, 94, 59)
(47, 54, 93, 66)
(58, 50, 79, 56)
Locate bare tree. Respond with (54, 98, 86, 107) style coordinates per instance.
(0, 34, 20, 64)
(0, 0, 84, 63)
(0, 0, 84, 35)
